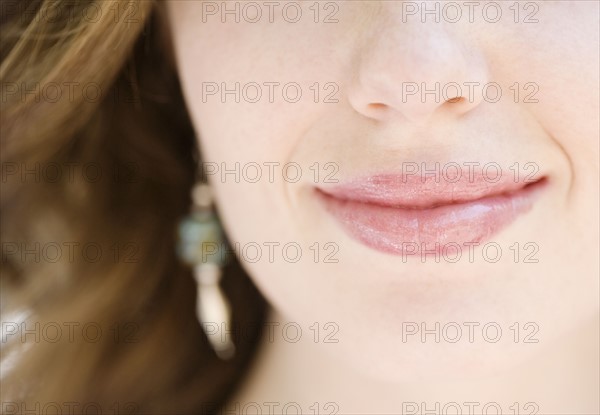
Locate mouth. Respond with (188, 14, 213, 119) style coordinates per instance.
(315, 171, 548, 257)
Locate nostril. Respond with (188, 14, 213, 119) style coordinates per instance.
(367, 103, 387, 110)
(362, 103, 392, 121)
(447, 97, 465, 104)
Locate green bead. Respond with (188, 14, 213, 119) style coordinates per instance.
(176, 211, 229, 266)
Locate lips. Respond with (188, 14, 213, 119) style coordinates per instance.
(316, 171, 547, 256)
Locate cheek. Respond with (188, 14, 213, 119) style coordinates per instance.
(167, 0, 366, 165)
(481, 3, 600, 264)
(525, 10, 600, 265)
(491, 4, 600, 173)
(167, 11, 358, 249)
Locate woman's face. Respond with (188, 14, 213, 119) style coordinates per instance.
(166, 1, 599, 380)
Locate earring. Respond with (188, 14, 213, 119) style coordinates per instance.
(177, 183, 235, 360)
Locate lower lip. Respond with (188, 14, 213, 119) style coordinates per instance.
(316, 180, 547, 256)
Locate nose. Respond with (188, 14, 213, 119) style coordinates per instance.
(347, 10, 490, 124)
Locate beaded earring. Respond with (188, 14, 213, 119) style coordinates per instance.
(177, 183, 235, 360)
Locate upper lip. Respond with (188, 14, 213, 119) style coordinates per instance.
(316, 172, 547, 209)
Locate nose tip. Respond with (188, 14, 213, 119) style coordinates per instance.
(347, 22, 489, 124)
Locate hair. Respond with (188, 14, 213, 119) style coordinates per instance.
(1, 1, 267, 413)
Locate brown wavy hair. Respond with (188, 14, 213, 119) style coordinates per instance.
(1, 1, 267, 413)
